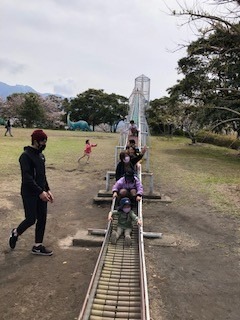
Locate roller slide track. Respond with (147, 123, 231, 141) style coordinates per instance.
(78, 77, 150, 320)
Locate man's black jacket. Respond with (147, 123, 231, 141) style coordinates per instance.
(19, 146, 50, 196)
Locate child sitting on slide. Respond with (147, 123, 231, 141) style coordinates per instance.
(108, 197, 142, 246)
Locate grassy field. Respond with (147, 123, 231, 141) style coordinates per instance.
(150, 136, 240, 215)
(1, 128, 239, 215)
(0, 128, 117, 174)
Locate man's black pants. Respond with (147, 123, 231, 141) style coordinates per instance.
(17, 195, 48, 243)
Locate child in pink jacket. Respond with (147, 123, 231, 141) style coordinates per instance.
(78, 139, 97, 164)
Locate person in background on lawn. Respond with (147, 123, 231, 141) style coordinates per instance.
(9, 129, 54, 256)
(78, 139, 97, 164)
(108, 197, 142, 246)
(4, 118, 13, 137)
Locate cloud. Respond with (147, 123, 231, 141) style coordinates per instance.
(51, 78, 77, 96)
(0, 0, 204, 99)
(0, 58, 27, 74)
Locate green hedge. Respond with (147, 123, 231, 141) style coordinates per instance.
(196, 130, 240, 150)
(0, 118, 6, 125)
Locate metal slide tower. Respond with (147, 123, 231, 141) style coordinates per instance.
(123, 74, 150, 149)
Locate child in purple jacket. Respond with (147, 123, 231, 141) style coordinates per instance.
(112, 170, 143, 202)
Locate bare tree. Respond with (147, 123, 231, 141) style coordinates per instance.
(171, 0, 240, 36)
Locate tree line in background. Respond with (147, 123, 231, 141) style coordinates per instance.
(0, 0, 239, 144)
(0, 89, 128, 131)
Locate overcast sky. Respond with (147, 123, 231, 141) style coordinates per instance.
(0, 0, 222, 100)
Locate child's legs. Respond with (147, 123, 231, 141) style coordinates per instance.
(116, 226, 123, 239)
(124, 228, 132, 246)
(129, 189, 137, 202)
(86, 153, 90, 162)
(119, 189, 128, 198)
(111, 226, 123, 244)
(78, 153, 86, 161)
(124, 228, 132, 238)
(130, 189, 137, 197)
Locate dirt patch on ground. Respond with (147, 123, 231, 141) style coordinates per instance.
(215, 184, 240, 208)
(0, 152, 240, 320)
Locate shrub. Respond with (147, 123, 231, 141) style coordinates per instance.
(196, 130, 240, 150)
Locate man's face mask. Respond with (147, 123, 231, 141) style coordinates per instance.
(38, 141, 47, 152)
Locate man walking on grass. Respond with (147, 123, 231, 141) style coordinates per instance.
(9, 129, 54, 256)
(4, 118, 13, 137)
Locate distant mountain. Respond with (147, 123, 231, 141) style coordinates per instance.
(0, 81, 38, 99)
(0, 81, 64, 99)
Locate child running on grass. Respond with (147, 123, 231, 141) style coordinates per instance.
(78, 139, 97, 164)
(108, 197, 142, 247)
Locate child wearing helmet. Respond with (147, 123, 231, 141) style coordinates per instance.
(108, 197, 142, 247)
